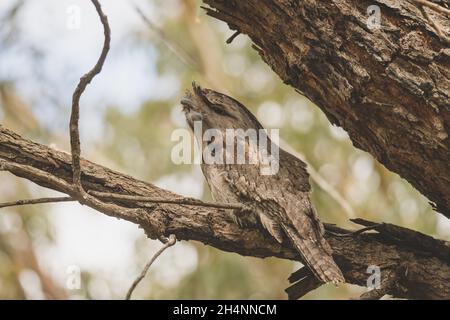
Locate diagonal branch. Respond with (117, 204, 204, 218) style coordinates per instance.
(412, 0, 450, 15)
(0, 125, 449, 299)
(0, 197, 74, 209)
(133, 4, 200, 70)
(414, 0, 450, 45)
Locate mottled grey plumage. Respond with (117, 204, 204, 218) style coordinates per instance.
(181, 83, 344, 284)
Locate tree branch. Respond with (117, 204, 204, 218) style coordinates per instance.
(0, 197, 74, 209)
(133, 4, 199, 70)
(0, 125, 449, 299)
(412, 0, 450, 15)
(202, 0, 450, 218)
(89, 190, 243, 210)
(416, 1, 450, 45)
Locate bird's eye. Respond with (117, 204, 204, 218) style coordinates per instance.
(210, 103, 232, 117)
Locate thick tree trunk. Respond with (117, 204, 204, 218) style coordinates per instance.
(203, 0, 450, 217)
(1, 126, 449, 299)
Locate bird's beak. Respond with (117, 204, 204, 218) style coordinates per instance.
(181, 97, 193, 112)
(182, 82, 208, 113)
(181, 92, 204, 131)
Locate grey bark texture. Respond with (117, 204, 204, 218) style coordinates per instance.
(203, 0, 450, 218)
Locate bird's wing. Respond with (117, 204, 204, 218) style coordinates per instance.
(223, 154, 343, 283)
(223, 149, 329, 251)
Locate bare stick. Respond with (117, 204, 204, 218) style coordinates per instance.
(0, 197, 74, 209)
(65, 2, 144, 221)
(125, 234, 177, 300)
(0, 160, 75, 195)
(89, 190, 244, 210)
(70, 0, 110, 196)
(226, 30, 241, 44)
(325, 223, 381, 237)
(133, 4, 199, 70)
(412, 0, 450, 16)
(419, 5, 450, 45)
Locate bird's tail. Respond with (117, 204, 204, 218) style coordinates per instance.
(283, 225, 344, 284)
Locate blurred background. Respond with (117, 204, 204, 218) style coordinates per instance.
(0, 0, 448, 300)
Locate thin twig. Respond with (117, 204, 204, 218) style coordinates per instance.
(89, 190, 244, 210)
(226, 30, 241, 44)
(70, 0, 110, 197)
(412, 0, 450, 16)
(325, 224, 381, 237)
(125, 234, 177, 300)
(0, 160, 74, 195)
(66, 1, 146, 222)
(132, 2, 229, 92)
(419, 5, 450, 45)
(133, 4, 200, 70)
(0, 197, 74, 209)
(0, 159, 147, 223)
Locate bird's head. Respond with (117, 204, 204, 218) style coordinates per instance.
(181, 82, 263, 134)
(181, 83, 279, 174)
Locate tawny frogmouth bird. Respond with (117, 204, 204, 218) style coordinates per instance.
(181, 83, 344, 284)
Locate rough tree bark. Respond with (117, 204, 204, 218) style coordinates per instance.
(1, 126, 449, 299)
(203, 0, 450, 217)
